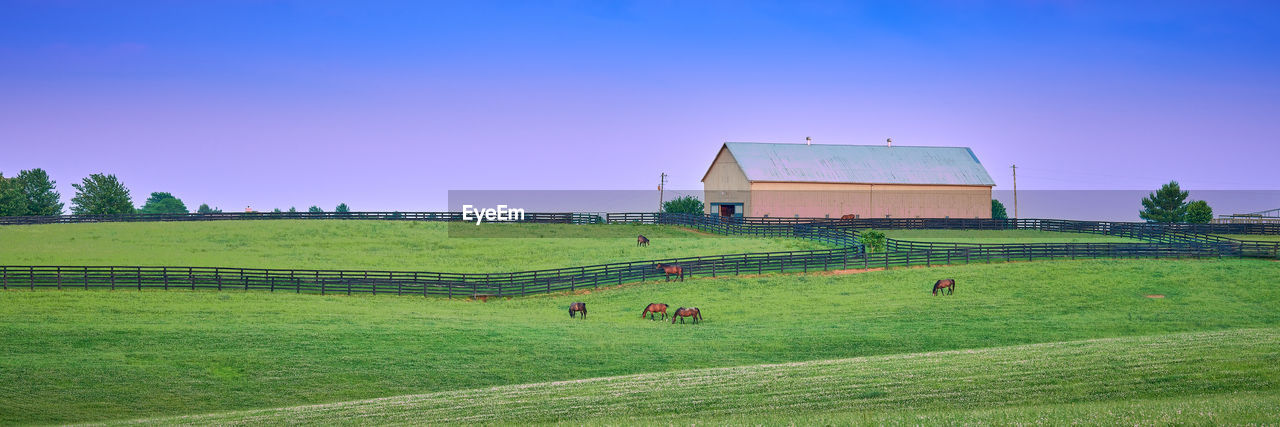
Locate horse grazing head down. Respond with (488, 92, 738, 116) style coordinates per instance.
(671, 307, 701, 324)
(569, 302, 587, 318)
(932, 279, 956, 295)
(642, 303, 669, 320)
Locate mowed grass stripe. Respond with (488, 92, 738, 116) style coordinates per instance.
(682, 391, 1280, 425)
(117, 328, 1280, 425)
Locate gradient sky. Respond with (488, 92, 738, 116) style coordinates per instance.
(2, 1, 1278, 213)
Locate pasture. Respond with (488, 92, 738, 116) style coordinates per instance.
(1, 258, 1277, 424)
(879, 229, 1143, 244)
(0, 220, 827, 273)
(125, 328, 1280, 425)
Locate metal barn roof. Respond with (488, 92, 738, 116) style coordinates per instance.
(716, 142, 996, 186)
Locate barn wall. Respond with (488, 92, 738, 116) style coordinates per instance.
(701, 146, 752, 215)
(865, 184, 992, 218)
(748, 182, 992, 218)
(749, 182, 871, 218)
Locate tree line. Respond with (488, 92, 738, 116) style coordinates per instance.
(0, 168, 350, 216)
(0, 169, 1220, 223)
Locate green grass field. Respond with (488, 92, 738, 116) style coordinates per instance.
(880, 229, 1144, 244)
(128, 328, 1280, 425)
(0, 221, 827, 273)
(2, 258, 1277, 424)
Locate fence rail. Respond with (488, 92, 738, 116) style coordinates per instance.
(0, 242, 1237, 297)
(1, 212, 1277, 297)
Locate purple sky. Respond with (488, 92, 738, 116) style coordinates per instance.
(2, 1, 1278, 214)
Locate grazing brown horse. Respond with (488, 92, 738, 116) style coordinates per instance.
(641, 303, 668, 320)
(671, 307, 702, 324)
(637, 235, 650, 247)
(655, 263, 684, 281)
(569, 302, 587, 318)
(932, 279, 956, 295)
(840, 214, 856, 220)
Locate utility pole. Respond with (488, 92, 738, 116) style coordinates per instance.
(658, 172, 668, 212)
(1011, 164, 1018, 218)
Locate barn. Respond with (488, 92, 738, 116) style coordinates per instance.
(700, 142, 996, 218)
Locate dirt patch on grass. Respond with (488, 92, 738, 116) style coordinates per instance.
(1145, 294, 1165, 299)
(673, 226, 717, 236)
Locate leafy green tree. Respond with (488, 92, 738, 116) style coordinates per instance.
(1185, 200, 1213, 224)
(288, 207, 298, 213)
(308, 205, 323, 213)
(15, 168, 62, 215)
(0, 173, 29, 216)
(70, 173, 134, 215)
(1139, 181, 1189, 223)
(272, 208, 283, 213)
(138, 192, 189, 214)
(196, 203, 222, 214)
(335, 203, 350, 213)
(859, 230, 887, 253)
(662, 195, 705, 215)
(991, 199, 1008, 220)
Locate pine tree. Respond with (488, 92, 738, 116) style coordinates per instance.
(1139, 181, 1189, 223)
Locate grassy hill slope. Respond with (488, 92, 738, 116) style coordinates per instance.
(123, 328, 1280, 425)
(0, 220, 827, 272)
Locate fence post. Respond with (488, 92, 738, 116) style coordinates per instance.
(56, 266, 62, 290)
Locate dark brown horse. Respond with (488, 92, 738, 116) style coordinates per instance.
(569, 302, 587, 318)
(655, 263, 683, 281)
(840, 214, 856, 220)
(641, 303, 668, 320)
(671, 307, 702, 324)
(932, 279, 956, 295)
(637, 234, 650, 247)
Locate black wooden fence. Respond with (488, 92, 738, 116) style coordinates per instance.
(1, 212, 1277, 297)
(0, 243, 1233, 297)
